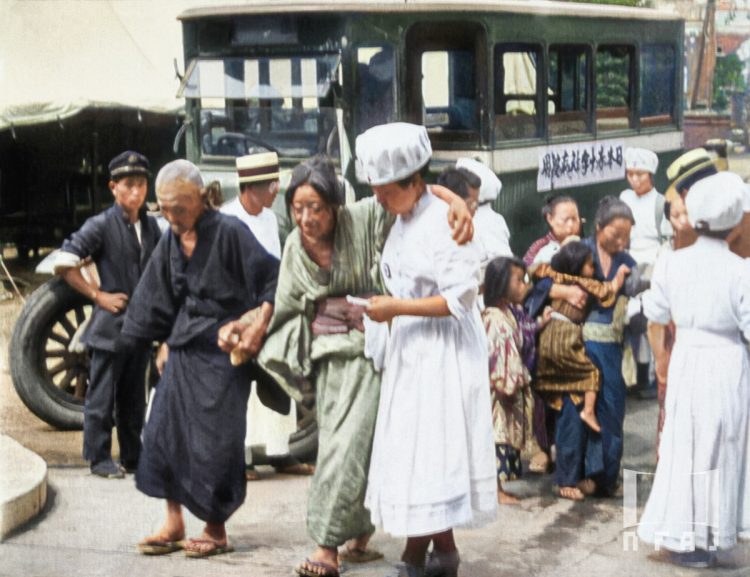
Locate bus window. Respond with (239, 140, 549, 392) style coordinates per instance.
(422, 50, 477, 131)
(640, 44, 676, 127)
(355, 46, 396, 134)
(405, 22, 484, 140)
(494, 44, 542, 141)
(179, 55, 341, 158)
(595, 45, 633, 132)
(548, 45, 591, 137)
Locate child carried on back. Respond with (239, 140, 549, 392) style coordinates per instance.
(533, 238, 630, 432)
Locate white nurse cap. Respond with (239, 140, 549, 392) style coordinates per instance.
(456, 157, 502, 202)
(624, 147, 658, 174)
(355, 123, 432, 185)
(686, 171, 744, 232)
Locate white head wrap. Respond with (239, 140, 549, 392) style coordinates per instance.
(355, 123, 432, 185)
(686, 171, 744, 232)
(455, 157, 502, 203)
(624, 147, 658, 174)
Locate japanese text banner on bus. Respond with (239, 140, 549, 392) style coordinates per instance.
(537, 139, 625, 192)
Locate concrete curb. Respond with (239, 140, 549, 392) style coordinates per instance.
(0, 433, 47, 541)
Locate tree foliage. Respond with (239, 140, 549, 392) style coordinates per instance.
(713, 54, 746, 112)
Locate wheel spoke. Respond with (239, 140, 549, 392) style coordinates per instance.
(74, 371, 87, 399)
(57, 315, 76, 338)
(48, 330, 70, 346)
(74, 306, 86, 326)
(48, 358, 73, 377)
(44, 349, 67, 358)
(57, 368, 76, 392)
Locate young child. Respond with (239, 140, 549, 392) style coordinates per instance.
(482, 256, 550, 504)
(533, 239, 629, 433)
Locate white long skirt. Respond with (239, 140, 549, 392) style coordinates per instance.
(365, 310, 497, 537)
(637, 329, 750, 551)
(244, 382, 297, 465)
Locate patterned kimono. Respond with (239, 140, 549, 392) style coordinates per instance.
(258, 198, 391, 547)
(483, 304, 535, 482)
(532, 263, 618, 410)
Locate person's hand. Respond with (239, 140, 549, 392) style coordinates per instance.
(539, 305, 553, 327)
(561, 284, 587, 309)
(613, 264, 631, 290)
(95, 291, 128, 314)
(155, 343, 169, 375)
(217, 320, 246, 353)
(365, 295, 401, 323)
(447, 198, 474, 245)
(344, 303, 367, 332)
(237, 321, 268, 358)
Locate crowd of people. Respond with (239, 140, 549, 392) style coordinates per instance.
(54, 123, 750, 574)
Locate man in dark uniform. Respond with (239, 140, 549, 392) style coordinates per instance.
(55, 151, 162, 478)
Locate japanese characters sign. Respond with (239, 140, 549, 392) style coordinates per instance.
(537, 139, 625, 192)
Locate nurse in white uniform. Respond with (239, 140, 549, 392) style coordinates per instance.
(637, 171, 750, 568)
(358, 123, 497, 577)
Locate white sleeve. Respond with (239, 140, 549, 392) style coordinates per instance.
(434, 234, 481, 320)
(736, 262, 750, 341)
(52, 251, 83, 272)
(642, 250, 672, 324)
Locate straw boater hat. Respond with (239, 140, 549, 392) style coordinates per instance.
(664, 148, 721, 202)
(355, 122, 432, 185)
(624, 147, 658, 174)
(685, 172, 744, 232)
(236, 152, 280, 185)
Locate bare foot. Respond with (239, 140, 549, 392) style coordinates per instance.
(528, 451, 550, 474)
(559, 486, 585, 501)
(141, 518, 185, 545)
(246, 468, 260, 481)
(580, 409, 601, 433)
(497, 489, 521, 505)
(577, 478, 597, 496)
(183, 536, 231, 556)
(297, 546, 338, 576)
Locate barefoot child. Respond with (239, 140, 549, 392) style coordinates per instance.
(533, 239, 629, 434)
(482, 257, 551, 505)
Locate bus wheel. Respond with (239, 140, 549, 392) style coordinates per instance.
(10, 277, 90, 430)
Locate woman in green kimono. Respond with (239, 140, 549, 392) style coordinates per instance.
(257, 155, 471, 577)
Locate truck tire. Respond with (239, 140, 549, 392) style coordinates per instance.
(10, 278, 321, 462)
(10, 277, 90, 430)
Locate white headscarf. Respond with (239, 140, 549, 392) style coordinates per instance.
(355, 122, 432, 185)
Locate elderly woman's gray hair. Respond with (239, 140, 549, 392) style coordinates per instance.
(155, 159, 204, 194)
(594, 195, 635, 229)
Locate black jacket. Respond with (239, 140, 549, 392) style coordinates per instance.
(61, 204, 162, 351)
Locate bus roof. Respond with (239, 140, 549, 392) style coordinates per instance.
(179, 0, 682, 23)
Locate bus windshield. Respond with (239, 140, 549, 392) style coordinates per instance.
(179, 54, 341, 158)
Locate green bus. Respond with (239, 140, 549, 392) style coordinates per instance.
(9, 0, 685, 443)
(177, 0, 684, 252)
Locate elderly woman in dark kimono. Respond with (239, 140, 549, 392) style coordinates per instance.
(257, 155, 472, 577)
(121, 159, 280, 558)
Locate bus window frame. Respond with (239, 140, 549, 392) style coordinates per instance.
(638, 42, 678, 129)
(404, 20, 488, 146)
(547, 43, 594, 139)
(353, 43, 398, 136)
(593, 43, 636, 134)
(493, 41, 545, 145)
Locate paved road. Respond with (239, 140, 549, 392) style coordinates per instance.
(3, 359, 750, 577)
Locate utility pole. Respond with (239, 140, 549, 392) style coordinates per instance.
(691, 0, 717, 109)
